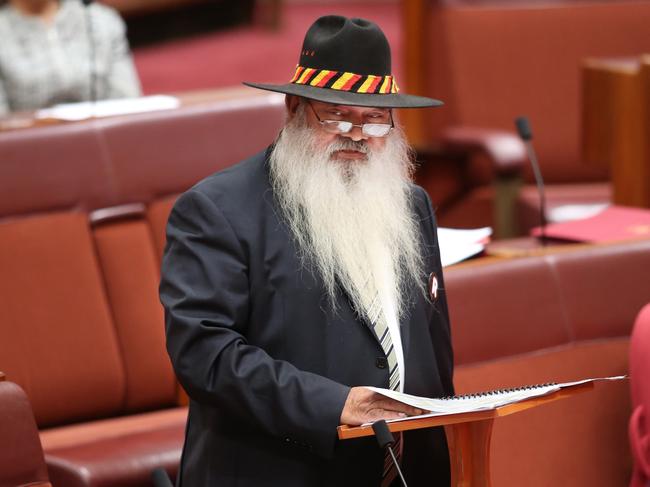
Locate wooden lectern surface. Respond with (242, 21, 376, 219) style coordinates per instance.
(337, 381, 593, 440)
(338, 381, 593, 487)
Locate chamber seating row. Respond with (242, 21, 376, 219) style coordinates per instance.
(0, 91, 285, 487)
(421, 0, 650, 234)
(0, 91, 647, 486)
(445, 240, 650, 487)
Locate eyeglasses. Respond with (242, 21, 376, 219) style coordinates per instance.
(307, 102, 394, 138)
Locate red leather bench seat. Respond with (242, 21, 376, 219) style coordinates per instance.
(98, 95, 285, 204)
(551, 239, 650, 340)
(0, 91, 286, 486)
(0, 379, 51, 487)
(0, 212, 126, 426)
(41, 409, 187, 487)
(0, 210, 184, 486)
(92, 212, 177, 412)
(0, 123, 113, 217)
(456, 339, 630, 487)
(445, 239, 650, 486)
(424, 1, 650, 233)
(446, 256, 570, 365)
(2, 85, 645, 486)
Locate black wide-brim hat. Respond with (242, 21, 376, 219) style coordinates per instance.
(244, 15, 443, 109)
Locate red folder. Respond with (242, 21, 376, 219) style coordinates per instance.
(531, 205, 650, 242)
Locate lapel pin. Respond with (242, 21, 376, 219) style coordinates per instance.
(428, 272, 439, 302)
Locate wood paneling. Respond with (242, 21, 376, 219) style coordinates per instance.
(582, 55, 650, 207)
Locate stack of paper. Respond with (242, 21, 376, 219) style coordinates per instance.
(437, 227, 492, 267)
(366, 375, 626, 422)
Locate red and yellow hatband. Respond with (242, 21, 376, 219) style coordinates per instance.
(289, 65, 399, 94)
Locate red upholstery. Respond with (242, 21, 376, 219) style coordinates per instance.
(1, 87, 645, 486)
(427, 1, 650, 181)
(551, 239, 650, 340)
(98, 95, 285, 205)
(43, 409, 187, 487)
(0, 92, 285, 486)
(424, 1, 650, 233)
(0, 379, 51, 487)
(629, 303, 650, 487)
(147, 196, 178, 262)
(0, 122, 114, 217)
(455, 339, 630, 487)
(446, 256, 569, 365)
(92, 216, 177, 412)
(445, 239, 650, 487)
(0, 90, 285, 219)
(0, 212, 125, 427)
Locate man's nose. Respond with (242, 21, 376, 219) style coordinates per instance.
(340, 125, 368, 142)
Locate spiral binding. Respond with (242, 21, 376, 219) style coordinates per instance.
(441, 382, 557, 401)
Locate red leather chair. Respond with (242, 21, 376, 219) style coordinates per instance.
(420, 0, 650, 236)
(0, 373, 52, 487)
(629, 303, 650, 487)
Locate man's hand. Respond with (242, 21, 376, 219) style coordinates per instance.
(340, 386, 424, 425)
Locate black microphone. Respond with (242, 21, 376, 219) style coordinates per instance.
(151, 467, 174, 487)
(372, 420, 409, 487)
(82, 0, 97, 106)
(515, 116, 547, 245)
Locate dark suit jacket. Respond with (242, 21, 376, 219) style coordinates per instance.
(160, 148, 454, 487)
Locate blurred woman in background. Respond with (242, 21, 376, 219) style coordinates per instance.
(0, 0, 141, 116)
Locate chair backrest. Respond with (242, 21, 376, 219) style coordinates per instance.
(0, 89, 286, 427)
(445, 240, 650, 487)
(447, 239, 650, 366)
(426, 1, 650, 183)
(629, 303, 650, 487)
(0, 376, 51, 487)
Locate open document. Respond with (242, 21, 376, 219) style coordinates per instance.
(366, 375, 626, 423)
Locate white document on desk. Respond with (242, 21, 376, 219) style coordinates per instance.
(366, 375, 626, 422)
(36, 95, 180, 121)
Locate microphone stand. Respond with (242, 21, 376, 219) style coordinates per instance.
(372, 420, 409, 487)
(515, 116, 547, 246)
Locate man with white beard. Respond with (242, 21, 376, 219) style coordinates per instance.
(160, 15, 453, 487)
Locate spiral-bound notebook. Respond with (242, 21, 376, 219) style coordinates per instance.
(366, 376, 626, 423)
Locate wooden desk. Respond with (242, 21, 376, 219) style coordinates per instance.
(582, 55, 650, 208)
(0, 85, 273, 133)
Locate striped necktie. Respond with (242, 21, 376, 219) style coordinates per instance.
(367, 295, 402, 486)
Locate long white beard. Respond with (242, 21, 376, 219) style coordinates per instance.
(269, 106, 424, 325)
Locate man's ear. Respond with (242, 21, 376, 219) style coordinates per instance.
(285, 95, 301, 117)
(630, 405, 650, 477)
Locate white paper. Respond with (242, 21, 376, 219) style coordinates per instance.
(36, 95, 180, 121)
(365, 375, 627, 424)
(548, 203, 609, 223)
(367, 384, 558, 415)
(437, 226, 492, 267)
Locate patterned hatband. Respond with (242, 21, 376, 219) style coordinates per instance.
(290, 65, 399, 94)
